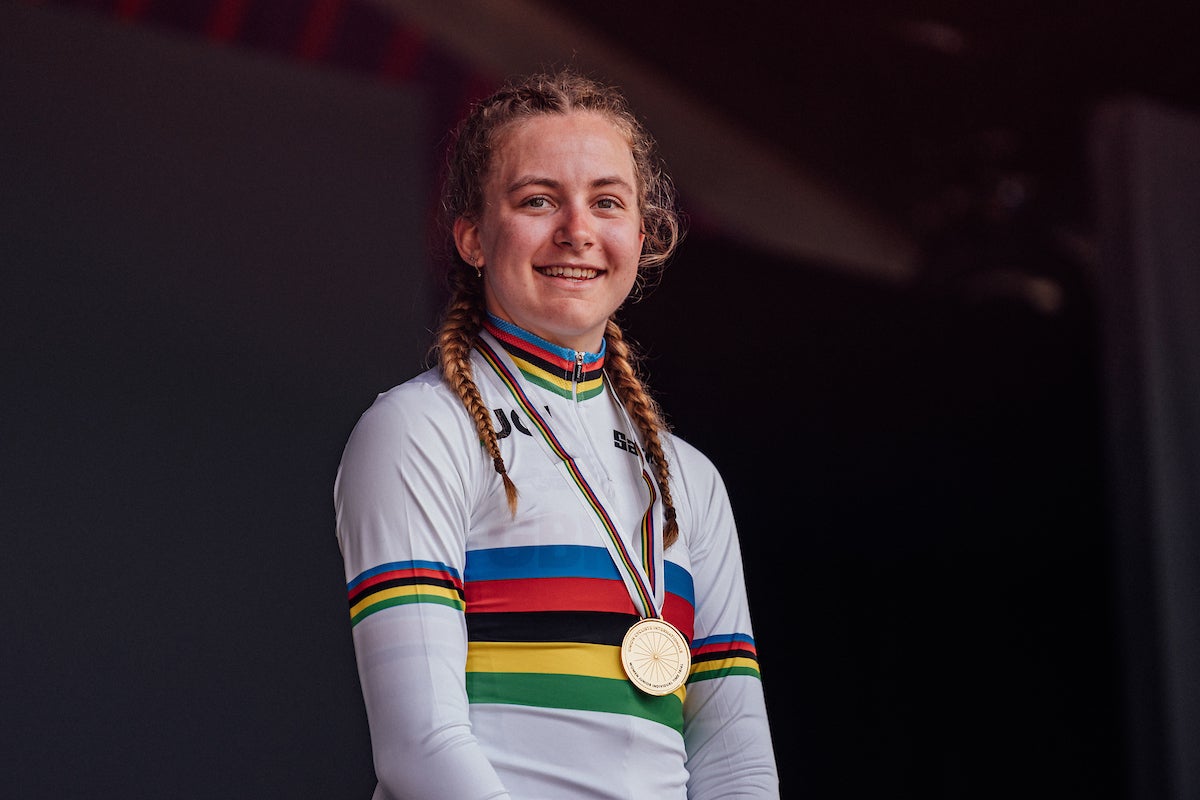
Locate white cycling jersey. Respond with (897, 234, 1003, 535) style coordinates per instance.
(334, 317, 779, 799)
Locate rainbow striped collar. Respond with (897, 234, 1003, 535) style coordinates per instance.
(483, 316, 606, 401)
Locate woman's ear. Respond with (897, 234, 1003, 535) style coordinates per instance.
(453, 217, 482, 267)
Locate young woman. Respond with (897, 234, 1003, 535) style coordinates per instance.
(335, 67, 779, 799)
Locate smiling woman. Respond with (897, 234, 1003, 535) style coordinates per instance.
(453, 111, 646, 352)
(333, 68, 780, 799)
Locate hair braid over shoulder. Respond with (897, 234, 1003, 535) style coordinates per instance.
(432, 66, 685, 535)
(432, 268, 519, 515)
(603, 319, 679, 547)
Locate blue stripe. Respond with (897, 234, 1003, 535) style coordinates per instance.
(347, 559, 462, 591)
(663, 561, 695, 607)
(691, 632, 756, 649)
(487, 314, 606, 364)
(465, 545, 620, 581)
(466, 545, 694, 603)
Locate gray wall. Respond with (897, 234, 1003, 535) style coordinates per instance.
(1092, 96, 1200, 800)
(2, 4, 431, 796)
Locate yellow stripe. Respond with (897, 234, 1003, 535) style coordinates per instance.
(690, 656, 760, 676)
(508, 353, 603, 395)
(467, 641, 624, 679)
(467, 641, 687, 702)
(576, 375, 603, 393)
(509, 354, 572, 390)
(349, 584, 462, 618)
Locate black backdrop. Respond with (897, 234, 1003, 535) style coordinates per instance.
(3, 4, 1127, 798)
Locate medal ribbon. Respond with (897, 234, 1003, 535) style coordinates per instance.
(475, 338, 662, 620)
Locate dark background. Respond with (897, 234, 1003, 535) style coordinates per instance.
(3, 1, 1197, 798)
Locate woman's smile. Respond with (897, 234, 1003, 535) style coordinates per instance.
(454, 110, 645, 353)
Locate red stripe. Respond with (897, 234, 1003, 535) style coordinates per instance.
(692, 640, 757, 658)
(662, 594, 695, 642)
(354, 566, 462, 593)
(466, 577, 637, 614)
(485, 323, 579, 373)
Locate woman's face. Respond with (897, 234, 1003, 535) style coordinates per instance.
(455, 111, 645, 353)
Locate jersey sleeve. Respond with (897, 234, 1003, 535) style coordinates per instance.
(334, 381, 511, 800)
(670, 436, 781, 799)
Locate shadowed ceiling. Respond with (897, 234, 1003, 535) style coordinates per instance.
(376, 0, 1200, 291)
(36, 0, 1200, 286)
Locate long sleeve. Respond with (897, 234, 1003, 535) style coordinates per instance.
(334, 337, 780, 798)
(334, 376, 511, 800)
(671, 436, 781, 799)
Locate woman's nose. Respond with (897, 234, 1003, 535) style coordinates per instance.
(556, 204, 594, 250)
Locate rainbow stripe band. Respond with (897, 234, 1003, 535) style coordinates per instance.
(475, 338, 660, 619)
(348, 560, 465, 625)
(688, 633, 762, 683)
(484, 316, 605, 400)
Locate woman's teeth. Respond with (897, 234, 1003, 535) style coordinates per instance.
(538, 265, 598, 279)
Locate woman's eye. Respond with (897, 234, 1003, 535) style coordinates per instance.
(596, 198, 619, 210)
(525, 196, 549, 208)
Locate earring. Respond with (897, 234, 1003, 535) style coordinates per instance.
(470, 255, 482, 279)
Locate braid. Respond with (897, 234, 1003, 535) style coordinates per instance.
(433, 67, 686, 529)
(432, 269, 519, 515)
(603, 319, 680, 547)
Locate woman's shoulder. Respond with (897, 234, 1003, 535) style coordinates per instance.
(362, 366, 456, 415)
(345, 367, 467, 443)
(663, 430, 719, 475)
(338, 366, 480, 475)
(663, 430, 732, 498)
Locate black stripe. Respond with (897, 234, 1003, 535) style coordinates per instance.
(348, 575, 463, 607)
(692, 647, 758, 665)
(493, 337, 603, 383)
(467, 610, 638, 645)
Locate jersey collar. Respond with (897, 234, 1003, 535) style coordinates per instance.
(483, 315, 606, 401)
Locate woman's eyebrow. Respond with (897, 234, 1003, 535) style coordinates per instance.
(505, 175, 558, 193)
(591, 176, 635, 192)
(504, 176, 634, 193)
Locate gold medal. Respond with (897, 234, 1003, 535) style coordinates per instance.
(620, 617, 691, 696)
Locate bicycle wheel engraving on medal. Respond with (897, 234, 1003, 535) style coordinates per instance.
(620, 617, 691, 696)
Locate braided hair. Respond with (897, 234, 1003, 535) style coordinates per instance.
(431, 67, 685, 545)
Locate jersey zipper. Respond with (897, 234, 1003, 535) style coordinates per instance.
(572, 350, 584, 400)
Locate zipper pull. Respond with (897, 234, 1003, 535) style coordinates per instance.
(574, 351, 584, 384)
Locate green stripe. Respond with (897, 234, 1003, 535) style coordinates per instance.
(688, 665, 762, 684)
(519, 369, 574, 398)
(467, 672, 684, 733)
(576, 383, 604, 401)
(350, 592, 465, 626)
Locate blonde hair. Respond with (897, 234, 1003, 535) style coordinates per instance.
(432, 67, 684, 546)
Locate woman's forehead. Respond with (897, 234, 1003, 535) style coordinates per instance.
(487, 111, 637, 181)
